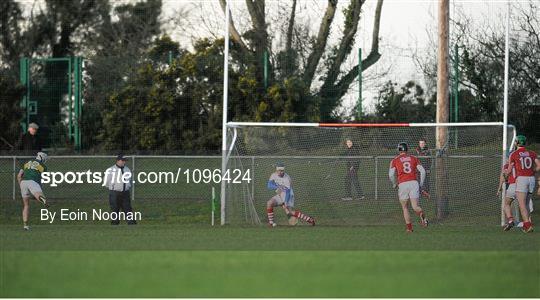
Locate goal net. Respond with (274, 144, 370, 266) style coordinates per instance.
(221, 122, 516, 226)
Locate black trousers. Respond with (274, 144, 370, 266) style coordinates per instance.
(423, 169, 431, 192)
(345, 170, 364, 198)
(108, 190, 136, 225)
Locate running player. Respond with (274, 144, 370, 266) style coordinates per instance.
(17, 152, 49, 230)
(506, 135, 539, 233)
(498, 161, 517, 231)
(266, 162, 315, 227)
(389, 143, 428, 232)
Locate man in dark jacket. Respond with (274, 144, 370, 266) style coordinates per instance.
(415, 139, 432, 195)
(342, 139, 365, 201)
(15, 123, 42, 155)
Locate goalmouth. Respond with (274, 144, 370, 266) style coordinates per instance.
(221, 122, 516, 226)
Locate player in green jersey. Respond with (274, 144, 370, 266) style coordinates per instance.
(17, 152, 49, 230)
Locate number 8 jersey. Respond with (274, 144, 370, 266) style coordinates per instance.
(390, 153, 422, 184)
(508, 146, 537, 177)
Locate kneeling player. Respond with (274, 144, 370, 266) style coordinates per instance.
(266, 163, 315, 227)
(498, 161, 517, 230)
(389, 143, 428, 232)
(17, 152, 49, 230)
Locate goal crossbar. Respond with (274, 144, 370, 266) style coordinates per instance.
(227, 122, 505, 128)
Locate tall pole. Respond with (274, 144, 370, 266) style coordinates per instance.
(453, 44, 459, 148)
(436, 0, 449, 145)
(454, 44, 459, 123)
(502, 1, 510, 160)
(220, 0, 230, 225)
(436, 0, 450, 219)
(74, 57, 82, 151)
(453, 44, 459, 124)
(263, 50, 268, 89)
(501, 1, 511, 225)
(68, 57, 73, 143)
(20, 58, 30, 131)
(358, 48, 362, 120)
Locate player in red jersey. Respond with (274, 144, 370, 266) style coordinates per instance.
(389, 142, 428, 232)
(506, 135, 540, 233)
(498, 161, 517, 231)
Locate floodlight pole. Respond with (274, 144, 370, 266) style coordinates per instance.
(501, 1, 511, 225)
(221, 0, 230, 225)
(436, 0, 450, 220)
(502, 1, 510, 160)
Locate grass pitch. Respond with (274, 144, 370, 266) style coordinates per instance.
(1, 152, 538, 297)
(1, 225, 538, 297)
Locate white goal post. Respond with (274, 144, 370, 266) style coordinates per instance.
(221, 122, 516, 226)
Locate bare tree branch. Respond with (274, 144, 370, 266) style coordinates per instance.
(521, 2, 540, 49)
(322, 0, 365, 89)
(285, 0, 297, 55)
(218, 0, 250, 53)
(303, 0, 337, 87)
(245, 0, 266, 31)
(333, 0, 384, 98)
(245, 0, 267, 52)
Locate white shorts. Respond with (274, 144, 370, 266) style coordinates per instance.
(271, 191, 295, 207)
(398, 180, 420, 201)
(515, 176, 535, 193)
(20, 180, 43, 198)
(505, 183, 516, 199)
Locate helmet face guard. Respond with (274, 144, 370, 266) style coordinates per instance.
(36, 152, 48, 163)
(397, 142, 408, 152)
(516, 135, 526, 146)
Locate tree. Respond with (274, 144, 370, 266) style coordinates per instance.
(219, 0, 385, 122)
(371, 80, 435, 123)
(100, 38, 230, 153)
(0, 71, 24, 151)
(416, 1, 540, 142)
(0, 0, 168, 150)
(457, 2, 540, 141)
(0, 0, 24, 69)
(0, 0, 111, 68)
(81, 0, 166, 150)
(0, 0, 112, 148)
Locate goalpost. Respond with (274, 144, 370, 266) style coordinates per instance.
(219, 1, 514, 227)
(220, 122, 516, 226)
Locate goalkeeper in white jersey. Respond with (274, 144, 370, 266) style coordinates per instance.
(266, 162, 315, 227)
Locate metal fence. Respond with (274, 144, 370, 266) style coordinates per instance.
(1, 154, 513, 225)
(1, 154, 503, 199)
(1, 155, 223, 201)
